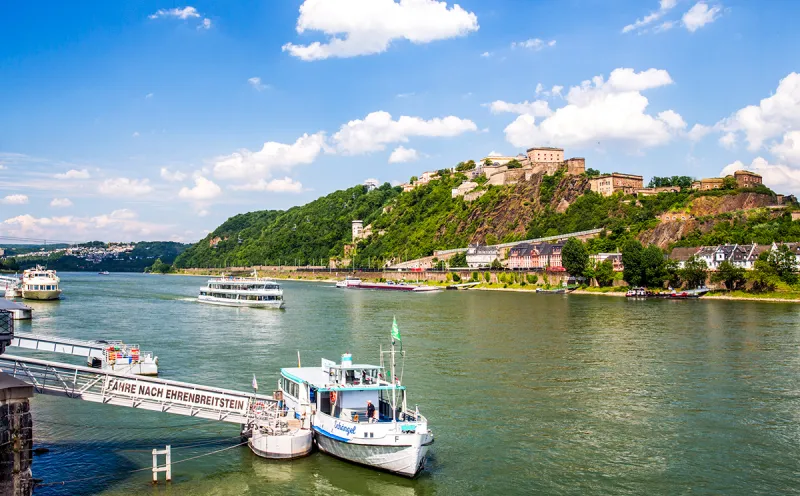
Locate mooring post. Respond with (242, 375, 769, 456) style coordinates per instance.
(152, 445, 171, 484)
(165, 445, 171, 481)
(152, 448, 157, 483)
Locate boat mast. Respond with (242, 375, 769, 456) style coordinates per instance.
(391, 332, 397, 423)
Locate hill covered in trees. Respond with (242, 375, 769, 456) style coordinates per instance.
(7, 242, 188, 272)
(174, 170, 797, 269)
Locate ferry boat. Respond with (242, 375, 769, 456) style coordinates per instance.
(21, 266, 62, 301)
(335, 277, 442, 293)
(198, 271, 285, 309)
(279, 319, 433, 477)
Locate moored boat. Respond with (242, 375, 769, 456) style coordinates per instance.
(245, 393, 313, 459)
(278, 319, 433, 477)
(21, 266, 62, 301)
(87, 341, 159, 376)
(198, 270, 285, 309)
(335, 277, 441, 293)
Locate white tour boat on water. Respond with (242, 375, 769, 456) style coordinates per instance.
(21, 266, 62, 301)
(198, 271, 285, 309)
(279, 319, 433, 477)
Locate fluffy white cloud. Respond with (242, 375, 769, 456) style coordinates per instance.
(55, 169, 91, 179)
(160, 168, 188, 182)
(511, 39, 556, 50)
(178, 176, 222, 201)
(388, 146, 419, 163)
(229, 177, 304, 193)
(622, 0, 678, 34)
(149, 7, 200, 19)
(1, 194, 28, 205)
(721, 157, 800, 193)
(687, 123, 712, 141)
(333, 111, 476, 154)
(248, 77, 267, 91)
(99, 178, 154, 197)
(199, 18, 212, 30)
(502, 67, 682, 149)
(485, 100, 552, 117)
(718, 73, 800, 151)
(2, 210, 171, 241)
(719, 132, 737, 149)
(480, 51, 492, 58)
(213, 132, 327, 180)
(282, 0, 479, 60)
(771, 131, 800, 165)
(50, 198, 73, 208)
(683, 2, 722, 32)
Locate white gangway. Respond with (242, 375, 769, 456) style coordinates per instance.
(0, 354, 276, 425)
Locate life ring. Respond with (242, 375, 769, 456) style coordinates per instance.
(253, 401, 265, 415)
(330, 391, 337, 404)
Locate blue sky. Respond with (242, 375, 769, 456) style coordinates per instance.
(1, 0, 799, 243)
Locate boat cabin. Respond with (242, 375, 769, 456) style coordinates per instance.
(280, 354, 407, 424)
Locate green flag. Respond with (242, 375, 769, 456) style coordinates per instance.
(391, 316, 402, 343)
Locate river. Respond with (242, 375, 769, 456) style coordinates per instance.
(13, 273, 800, 495)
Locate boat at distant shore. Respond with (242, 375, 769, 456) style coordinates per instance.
(535, 288, 566, 294)
(198, 271, 285, 308)
(626, 286, 709, 299)
(21, 266, 62, 301)
(335, 277, 442, 293)
(98, 271, 110, 275)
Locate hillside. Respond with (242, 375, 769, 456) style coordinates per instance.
(174, 171, 798, 268)
(10, 242, 189, 272)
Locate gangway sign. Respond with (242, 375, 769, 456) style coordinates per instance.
(0, 354, 276, 425)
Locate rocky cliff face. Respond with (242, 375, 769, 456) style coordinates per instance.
(689, 192, 775, 216)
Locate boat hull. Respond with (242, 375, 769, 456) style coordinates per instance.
(314, 428, 431, 478)
(249, 429, 313, 460)
(21, 289, 62, 301)
(198, 296, 284, 309)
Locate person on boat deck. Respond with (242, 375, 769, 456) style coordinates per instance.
(367, 400, 377, 423)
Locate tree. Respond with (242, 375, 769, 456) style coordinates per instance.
(449, 251, 467, 267)
(749, 257, 780, 292)
(506, 159, 523, 169)
(456, 160, 476, 172)
(621, 240, 644, 286)
(490, 258, 503, 270)
(485, 234, 498, 246)
(641, 245, 666, 287)
(722, 176, 738, 190)
(594, 259, 615, 287)
(585, 168, 600, 177)
(664, 258, 682, 288)
(681, 256, 708, 288)
(768, 245, 798, 284)
(483, 158, 493, 167)
(562, 238, 589, 278)
(711, 260, 746, 290)
(410, 176, 418, 183)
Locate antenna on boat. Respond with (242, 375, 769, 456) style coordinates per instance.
(297, 350, 301, 368)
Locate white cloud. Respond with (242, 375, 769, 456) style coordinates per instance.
(485, 100, 552, 117)
(50, 198, 73, 208)
(332, 111, 476, 155)
(54, 169, 91, 179)
(487, 151, 503, 157)
(146, 93, 154, 99)
(178, 176, 223, 201)
(282, 0, 479, 61)
(480, 51, 492, 58)
(388, 146, 419, 163)
(535, 83, 544, 95)
(99, 178, 154, 197)
(199, 18, 212, 30)
(1, 194, 28, 205)
(2, 210, 171, 242)
(511, 39, 556, 50)
(683, 2, 722, 32)
(771, 131, 800, 165)
(396, 92, 415, 98)
(248, 77, 268, 91)
(622, 0, 679, 34)
(551, 85, 563, 98)
(718, 73, 800, 151)
(719, 132, 737, 149)
(213, 133, 327, 180)
(160, 168, 188, 182)
(721, 157, 800, 193)
(687, 123, 712, 141)
(132, 131, 140, 138)
(229, 177, 304, 193)
(149, 7, 200, 20)
(502, 67, 681, 149)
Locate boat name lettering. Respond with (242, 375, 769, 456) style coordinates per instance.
(334, 421, 356, 436)
(106, 379, 247, 411)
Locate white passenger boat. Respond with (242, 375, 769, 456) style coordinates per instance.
(21, 266, 62, 301)
(198, 271, 285, 309)
(279, 319, 433, 477)
(87, 341, 159, 376)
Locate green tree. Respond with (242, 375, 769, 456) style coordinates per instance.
(410, 175, 418, 183)
(641, 245, 666, 287)
(526, 274, 538, 284)
(562, 238, 589, 277)
(485, 234, 498, 246)
(506, 159, 523, 169)
(490, 258, 503, 270)
(768, 245, 798, 284)
(711, 260, 746, 290)
(483, 158, 493, 167)
(749, 257, 780, 292)
(621, 240, 644, 286)
(722, 176, 738, 190)
(449, 251, 467, 267)
(594, 260, 615, 287)
(681, 256, 708, 288)
(664, 258, 682, 288)
(585, 168, 600, 177)
(456, 160, 476, 172)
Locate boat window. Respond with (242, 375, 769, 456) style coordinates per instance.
(281, 378, 300, 399)
(319, 391, 332, 415)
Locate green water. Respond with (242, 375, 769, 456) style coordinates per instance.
(16, 273, 800, 495)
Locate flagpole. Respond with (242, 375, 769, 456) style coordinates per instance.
(391, 316, 397, 424)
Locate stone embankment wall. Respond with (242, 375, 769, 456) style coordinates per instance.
(0, 375, 33, 496)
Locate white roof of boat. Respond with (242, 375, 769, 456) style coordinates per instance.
(282, 364, 382, 386)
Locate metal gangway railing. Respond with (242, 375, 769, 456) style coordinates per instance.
(0, 275, 20, 288)
(0, 354, 277, 425)
(10, 332, 155, 364)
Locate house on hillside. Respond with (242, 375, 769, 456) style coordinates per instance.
(590, 253, 624, 271)
(508, 243, 534, 269)
(770, 242, 800, 266)
(466, 244, 499, 268)
(669, 247, 700, 268)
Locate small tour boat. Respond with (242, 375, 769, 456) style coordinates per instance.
(20, 266, 62, 301)
(87, 341, 159, 376)
(198, 271, 285, 309)
(335, 277, 442, 293)
(278, 319, 433, 477)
